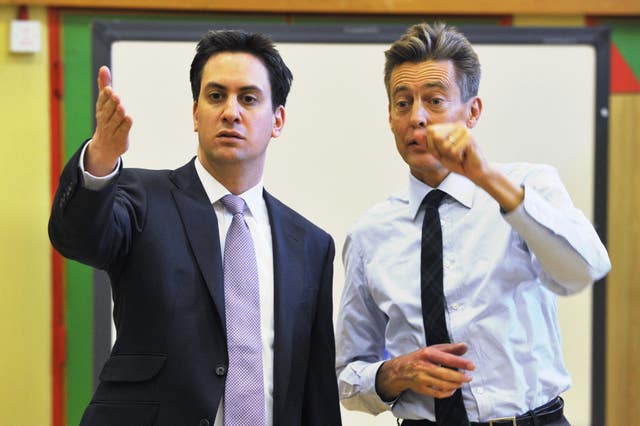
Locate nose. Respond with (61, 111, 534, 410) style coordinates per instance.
(410, 101, 427, 128)
(222, 97, 241, 123)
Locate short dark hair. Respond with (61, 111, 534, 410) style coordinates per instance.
(384, 22, 481, 102)
(189, 30, 293, 110)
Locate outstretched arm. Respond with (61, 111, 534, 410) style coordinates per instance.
(48, 66, 144, 270)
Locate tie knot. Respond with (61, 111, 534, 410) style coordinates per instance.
(221, 194, 246, 216)
(421, 189, 446, 210)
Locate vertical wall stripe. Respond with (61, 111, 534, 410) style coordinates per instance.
(0, 5, 51, 426)
(48, 7, 66, 426)
(61, 12, 95, 426)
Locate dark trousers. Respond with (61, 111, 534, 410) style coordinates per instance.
(402, 415, 571, 426)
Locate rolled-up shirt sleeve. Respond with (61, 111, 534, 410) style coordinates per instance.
(335, 234, 392, 414)
(503, 165, 611, 295)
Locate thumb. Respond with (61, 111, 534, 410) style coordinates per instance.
(98, 66, 112, 91)
(434, 342, 469, 356)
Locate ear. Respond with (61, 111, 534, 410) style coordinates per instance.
(466, 96, 482, 129)
(192, 101, 199, 132)
(271, 105, 286, 138)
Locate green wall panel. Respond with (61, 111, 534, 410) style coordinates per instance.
(62, 12, 96, 426)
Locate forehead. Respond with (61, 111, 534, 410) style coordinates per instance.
(389, 59, 458, 94)
(201, 51, 270, 90)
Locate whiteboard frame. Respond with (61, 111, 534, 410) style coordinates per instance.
(91, 20, 610, 424)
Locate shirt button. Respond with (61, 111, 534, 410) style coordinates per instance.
(199, 419, 210, 426)
(476, 386, 484, 395)
(215, 365, 227, 376)
(452, 303, 460, 310)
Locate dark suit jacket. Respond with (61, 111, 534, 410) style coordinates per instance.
(49, 143, 342, 426)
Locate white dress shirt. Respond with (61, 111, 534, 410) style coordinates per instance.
(80, 144, 275, 426)
(335, 163, 611, 422)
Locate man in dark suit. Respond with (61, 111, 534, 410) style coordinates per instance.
(49, 30, 341, 426)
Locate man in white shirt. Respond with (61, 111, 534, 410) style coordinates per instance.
(49, 29, 341, 426)
(335, 22, 610, 426)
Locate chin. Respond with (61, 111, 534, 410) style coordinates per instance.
(405, 154, 441, 170)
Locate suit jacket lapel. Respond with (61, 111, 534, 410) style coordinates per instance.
(169, 159, 226, 330)
(265, 190, 306, 418)
(168, 170, 306, 415)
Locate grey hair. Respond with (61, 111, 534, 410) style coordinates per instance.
(384, 22, 481, 101)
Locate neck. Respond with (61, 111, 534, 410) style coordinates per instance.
(410, 167, 450, 188)
(197, 154, 263, 195)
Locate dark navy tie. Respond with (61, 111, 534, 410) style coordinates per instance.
(420, 189, 469, 426)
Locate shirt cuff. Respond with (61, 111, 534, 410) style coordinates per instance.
(79, 141, 121, 191)
(339, 360, 394, 414)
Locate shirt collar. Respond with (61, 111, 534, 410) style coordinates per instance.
(194, 157, 267, 223)
(408, 172, 475, 219)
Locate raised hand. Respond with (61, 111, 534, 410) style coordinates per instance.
(425, 122, 524, 211)
(85, 66, 133, 176)
(375, 342, 475, 400)
(424, 122, 489, 186)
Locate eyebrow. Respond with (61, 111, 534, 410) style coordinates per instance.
(391, 85, 409, 98)
(391, 81, 448, 98)
(203, 82, 263, 93)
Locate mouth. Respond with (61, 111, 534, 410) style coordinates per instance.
(216, 130, 245, 140)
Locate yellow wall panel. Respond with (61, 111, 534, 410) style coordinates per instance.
(607, 94, 640, 426)
(0, 5, 51, 425)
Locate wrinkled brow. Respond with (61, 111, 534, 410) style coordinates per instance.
(391, 81, 448, 98)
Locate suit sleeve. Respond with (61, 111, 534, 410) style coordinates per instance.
(48, 140, 147, 271)
(302, 235, 342, 425)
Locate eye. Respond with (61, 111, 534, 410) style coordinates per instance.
(394, 99, 410, 112)
(241, 94, 258, 105)
(208, 91, 224, 102)
(429, 97, 445, 107)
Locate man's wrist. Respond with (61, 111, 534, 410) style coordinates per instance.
(375, 359, 404, 402)
(85, 139, 120, 177)
(79, 141, 120, 191)
(477, 166, 524, 212)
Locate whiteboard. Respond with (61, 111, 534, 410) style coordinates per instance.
(94, 22, 609, 426)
